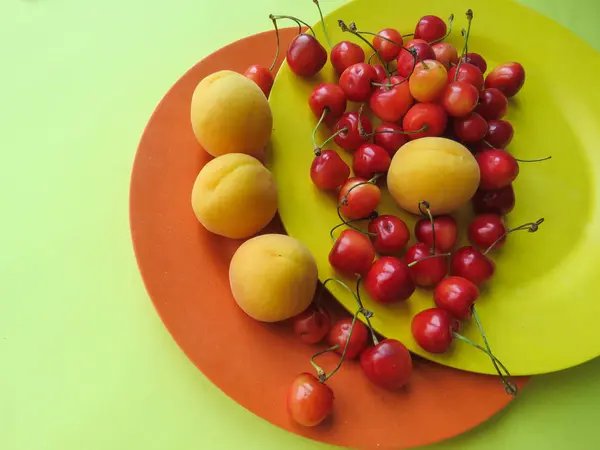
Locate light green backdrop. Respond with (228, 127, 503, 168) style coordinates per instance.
(1, 1, 599, 449)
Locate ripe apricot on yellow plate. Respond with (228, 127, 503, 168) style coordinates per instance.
(268, 0, 600, 375)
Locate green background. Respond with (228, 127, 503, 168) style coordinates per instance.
(1, 0, 599, 449)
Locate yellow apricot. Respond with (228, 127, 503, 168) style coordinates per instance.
(229, 234, 318, 322)
(387, 137, 480, 215)
(191, 70, 273, 157)
(191, 153, 278, 239)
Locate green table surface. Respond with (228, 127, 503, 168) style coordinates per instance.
(2, 0, 600, 449)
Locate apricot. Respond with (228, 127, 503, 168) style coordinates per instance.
(191, 153, 278, 239)
(229, 234, 318, 322)
(387, 137, 480, 215)
(191, 70, 273, 157)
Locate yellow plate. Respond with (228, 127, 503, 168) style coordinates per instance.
(268, 0, 600, 375)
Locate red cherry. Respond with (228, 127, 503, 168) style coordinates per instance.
(310, 150, 350, 190)
(360, 339, 413, 390)
(476, 149, 519, 190)
(460, 52, 487, 74)
(450, 246, 495, 286)
(373, 123, 408, 157)
(373, 28, 404, 62)
(440, 81, 479, 117)
(339, 63, 378, 102)
(369, 76, 414, 123)
(365, 256, 415, 303)
(448, 63, 484, 91)
(287, 373, 334, 427)
(454, 112, 488, 143)
(432, 42, 458, 69)
(485, 120, 514, 149)
(338, 177, 381, 219)
(309, 83, 347, 125)
(402, 103, 448, 140)
(414, 15, 447, 43)
(287, 34, 327, 78)
(329, 229, 375, 277)
(434, 276, 479, 321)
(243, 65, 274, 97)
(409, 59, 448, 102)
(414, 215, 458, 253)
(331, 41, 365, 76)
(475, 88, 508, 121)
(397, 42, 435, 78)
(368, 214, 410, 255)
(412, 308, 459, 353)
(405, 243, 448, 288)
(333, 112, 373, 151)
(327, 318, 368, 359)
(485, 62, 525, 97)
(292, 304, 331, 344)
(468, 213, 507, 250)
(371, 64, 388, 83)
(352, 144, 391, 179)
(472, 184, 515, 215)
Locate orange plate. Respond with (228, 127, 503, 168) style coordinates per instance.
(129, 29, 528, 450)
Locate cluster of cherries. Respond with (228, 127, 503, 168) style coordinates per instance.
(244, 2, 549, 428)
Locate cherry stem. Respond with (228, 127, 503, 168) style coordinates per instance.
(270, 14, 316, 35)
(429, 14, 455, 45)
(454, 9, 473, 82)
(355, 277, 379, 346)
(418, 200, 437, 254)
(339, 174, 383, 207)
(268, 16, 281, 72)
(310, 344, 339, 382)
(362, 124, 428, 139)
(331, 212, 378, 241)
(402, 33, 414, 38)
(406, 252, 451, 268)
(482, 140, 496, 149)
(483, 218, 544, 255)
(318, 127, 347, 150)
(313, 0, 332, 48)
(515, 156, 552, 163)
(312, 108, 328, 154)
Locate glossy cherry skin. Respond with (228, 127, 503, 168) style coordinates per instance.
(329, 229, 375, 277)
(414, 215, 458, 253)
(369, 76, 414, 123)
(409, 60, 448, 102)
(434, 276, 479, 321)
(485, 62, 525, 97)
(485, 120, 514, 149)
(353, 144, 391, 179)
(412, 308, 459, 353)
(368, 214, 410, 255)
(476, 149, 519, 190)
(432, 42, 458, 69)
(414, 15, 447, 43)
(331, 41, 365, 76)
(338, 177, 381, 219)
(360, 339, 413, 390)
(402, 102, 448, 140)
(310, 150, 350, 190)
(397, 42, 435, 78)
(448, 63, 484, 91)
(450, 246, 495, 286)
(468, 213, 507, 250)
(371, 64, 388, 83)
(327, 318, 368, 359)
(339, 63, 378, 102)
(287, 373, 334, 427)
(405, 243, 448, 288)
(460, 52, 487, 74)
(333, 112, 373, 151)
(364, 256, 415, 303)
(287, 34, 328, 78)
(243, 65, 274, 97)
(454, 112, 488, 143)
(373, 123, 407, 157)
(292, 304, 331, 344)
(472, 184, 515, 215)
(373, 28, 404, 62)
(309, 83, 347, 125)
(440, 81, 479, 117)
(475, 88, 508, 121)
